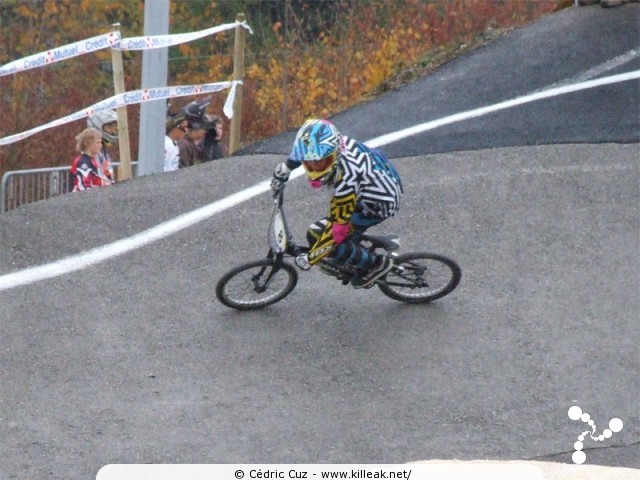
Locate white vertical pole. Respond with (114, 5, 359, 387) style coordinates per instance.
(137, 0, 170, 176)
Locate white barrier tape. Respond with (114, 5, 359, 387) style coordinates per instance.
(223, 82, 238, 119)
(0, 32, 121, 77)
(117, 20, 253, 51)
(0, 81, 241, 146)
(0, 19, 253, 77)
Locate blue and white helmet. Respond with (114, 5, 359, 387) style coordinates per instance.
(290, 119, 342, 185)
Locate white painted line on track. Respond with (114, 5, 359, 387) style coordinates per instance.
(1, 69, 639, 292)
(366, 70, 640, 148)
(577, 48, 640, 81)
(0, 181, 271, 291)
(535, 48, 639, 93)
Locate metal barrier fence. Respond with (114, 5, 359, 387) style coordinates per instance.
(0, 162, 137, 214)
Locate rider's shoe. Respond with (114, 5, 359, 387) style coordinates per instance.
(294, 253, 311, 271)
(319, 262, 341, 277)
(351, 255, 393, 289)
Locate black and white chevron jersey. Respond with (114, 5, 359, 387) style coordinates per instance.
(287, 135, 403, 224)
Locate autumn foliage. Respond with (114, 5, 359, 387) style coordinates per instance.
(0, 0, 562, 178)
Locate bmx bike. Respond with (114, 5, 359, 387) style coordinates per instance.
(215, 186, 461, 310)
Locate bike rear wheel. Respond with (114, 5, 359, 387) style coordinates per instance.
(216, 259, 298, 310)
(378, 252, 461, 303)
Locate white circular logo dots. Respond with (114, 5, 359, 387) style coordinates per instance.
(610, 418, 623, 433)
(568, 406, 623, 464)
(568, 406, 582, 420)
(572, 450, 587, 465)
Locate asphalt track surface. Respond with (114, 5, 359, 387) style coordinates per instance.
(1, 4, 639, 480)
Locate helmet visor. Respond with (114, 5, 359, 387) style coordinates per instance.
(302, 151, 337, 180)
(103, 122, 118, 136)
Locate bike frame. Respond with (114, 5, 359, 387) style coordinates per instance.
(266, 188, 401, 285)
(268, 189, 296, 257)
(257, 190, 303, 289)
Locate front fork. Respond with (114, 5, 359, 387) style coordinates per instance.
(254, 238, 307, 292)
(252, 250, 287, 293)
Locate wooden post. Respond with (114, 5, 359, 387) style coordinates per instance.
(110, 23, 133, 181)
(229, 13, 246, 155)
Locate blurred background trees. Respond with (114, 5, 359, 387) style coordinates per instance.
(0, 0, 562, 177)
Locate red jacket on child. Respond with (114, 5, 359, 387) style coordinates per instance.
(71, 153, 105, 192)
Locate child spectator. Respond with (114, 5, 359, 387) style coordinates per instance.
(71, 128, 108, 191)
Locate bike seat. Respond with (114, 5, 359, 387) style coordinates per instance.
(361, 234, 401, 251)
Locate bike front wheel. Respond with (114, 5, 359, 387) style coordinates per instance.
(378, 252, 461, 303)
(216, 259, 298, 310)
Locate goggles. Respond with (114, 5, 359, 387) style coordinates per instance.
(302, 151, 338, 180)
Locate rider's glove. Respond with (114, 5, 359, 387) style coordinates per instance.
(271, 162, 291, 193)
(332, 221, 351, 245)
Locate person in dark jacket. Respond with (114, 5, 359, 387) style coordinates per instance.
(180, 97, 225, 164)
(177, 119, 206, 168)
(200, 114, 225, 162)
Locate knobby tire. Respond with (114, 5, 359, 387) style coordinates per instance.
(378, 252, 461, 303)
(216, 258, 298, 310)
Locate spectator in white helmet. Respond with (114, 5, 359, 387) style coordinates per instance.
(87, 110, 118, 184)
